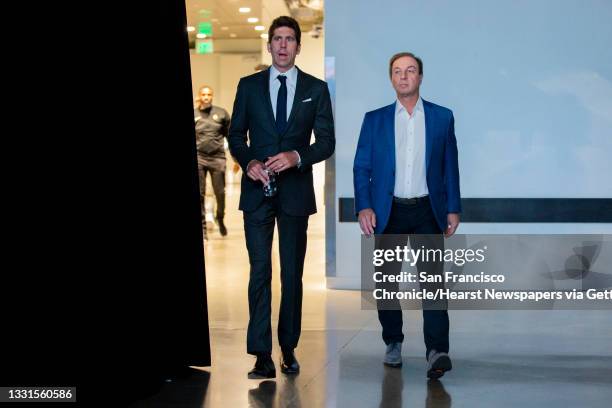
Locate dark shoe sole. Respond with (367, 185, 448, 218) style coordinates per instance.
(248, 370, 276, 379)
(280, 366, 300, 375)
(383, 361, 402, 368)
(427, 355, 452, 379)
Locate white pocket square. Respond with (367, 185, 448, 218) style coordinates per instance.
(302, 98, 312, 103)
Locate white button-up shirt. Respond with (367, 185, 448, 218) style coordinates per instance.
(269, 65, 297, 120)
(394, 97, 428, 199)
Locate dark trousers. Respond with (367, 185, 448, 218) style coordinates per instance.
(377, 197, 449, 356)
(198, 166, 225, 230)
(244, 196, 308, 355)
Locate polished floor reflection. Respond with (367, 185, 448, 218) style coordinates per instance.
(132, 184, 612, 407)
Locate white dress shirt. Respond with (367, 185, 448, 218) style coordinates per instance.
(267, 65, 301, 167)
(394, 97, 428, 199)
(269, 65, 298, 120)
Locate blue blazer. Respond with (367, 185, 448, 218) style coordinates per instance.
(353, 99, 461, 233)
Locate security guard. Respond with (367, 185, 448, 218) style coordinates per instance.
(194, 85, 230, 239)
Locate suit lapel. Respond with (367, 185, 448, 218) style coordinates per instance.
(385, 102, 396, 175)
(423, 99, 434, 172)
(260, 68, 279, 138)
(281, 67, 308, 137)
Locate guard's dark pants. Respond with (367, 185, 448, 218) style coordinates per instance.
(244, 195, 308, 355)
(198, 165, 225, 231)
(376, 196, 449, 357)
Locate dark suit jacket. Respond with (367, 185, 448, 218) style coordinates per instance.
(353, 99, 461, 233)
(228, 67, 335, 216)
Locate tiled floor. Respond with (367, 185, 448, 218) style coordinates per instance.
(131, 182, 612, 407)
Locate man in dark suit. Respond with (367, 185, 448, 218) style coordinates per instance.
(353, 52, 461, 379)
(228, 16, 335, 379)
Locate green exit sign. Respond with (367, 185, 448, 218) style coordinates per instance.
(196, 39, 213, 54)
(198, 22, 212, 36)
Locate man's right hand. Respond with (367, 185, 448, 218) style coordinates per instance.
(246, 160, 270, 184)
(358, 208, 376, 236)
(247, 160, 270, 184)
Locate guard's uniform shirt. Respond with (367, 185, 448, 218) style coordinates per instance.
(194, 105, 230, 171)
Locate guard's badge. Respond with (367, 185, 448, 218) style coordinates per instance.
(212, 114, 220, 121)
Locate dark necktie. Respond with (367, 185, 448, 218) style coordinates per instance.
(276, 75, 287, 134)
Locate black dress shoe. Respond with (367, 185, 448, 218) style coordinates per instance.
(248, 354, 276, 379)
(217, 219, 227, 236)
(280, 349, 300, 374)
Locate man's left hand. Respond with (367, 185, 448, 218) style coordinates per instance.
(265, 151, 299, 173)
(445, 213, 460, 238)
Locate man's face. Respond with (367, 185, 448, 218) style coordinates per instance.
(199, 87, 213, 106)
(391, 56, 422, 98)
(267, 26, 300, 72)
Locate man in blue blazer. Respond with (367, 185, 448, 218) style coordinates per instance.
(353, 52, 461, 379)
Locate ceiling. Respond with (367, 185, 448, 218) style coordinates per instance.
(185, 0, 324, 42)
(186, 0, 263, 41)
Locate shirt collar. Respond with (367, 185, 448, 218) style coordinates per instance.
(199, 105, 213, 112)
(395, 96, 423, 116)
(270, 65, 298, 87)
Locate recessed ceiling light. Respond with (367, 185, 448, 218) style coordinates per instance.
(221, 26, 229, 30)
(247, 17, 259, 23)
(260, 33, 268, 39)
(211, 18, 219, 23)
(196, 33, 207, 39)
(254, 25, 265, 31)
(239, 7, 251, 13)
(230, 33, 237, 38)
(187, 26, 196, 32)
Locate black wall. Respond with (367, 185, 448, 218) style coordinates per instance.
(4, 1, 211, 405)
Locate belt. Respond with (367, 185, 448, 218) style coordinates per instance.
(393, 195, 429, 205)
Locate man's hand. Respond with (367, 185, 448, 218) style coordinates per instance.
(246, 160, 269, 184)
(358, 208, 377, 236)
(445, 213, 460, 238)
(265, 151, 299, 173)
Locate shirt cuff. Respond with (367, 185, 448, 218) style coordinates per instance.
(293, 150, 301, 168)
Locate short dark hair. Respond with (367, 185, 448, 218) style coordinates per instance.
(268, 16, 301, 45)
(389, 52, 423, 77)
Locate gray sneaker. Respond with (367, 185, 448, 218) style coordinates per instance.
(383, 342, 402, 367)
(426, 349, 452, 379)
